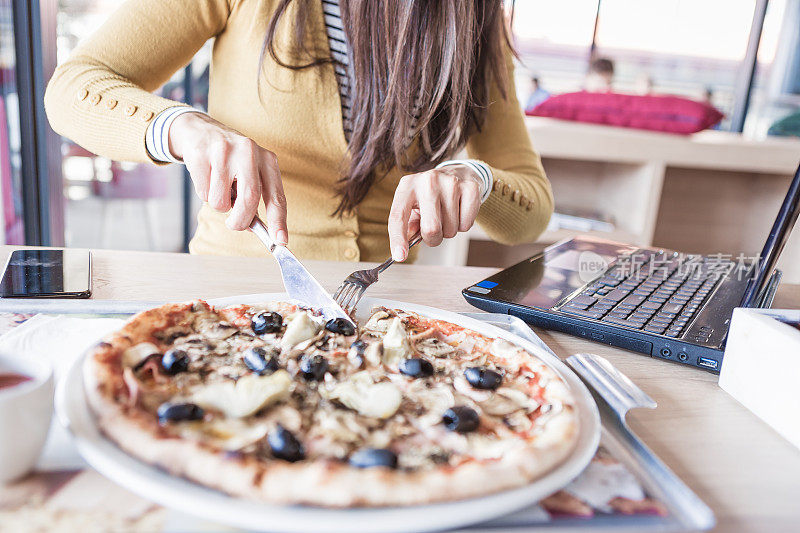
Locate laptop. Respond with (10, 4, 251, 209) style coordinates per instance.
(463, 161, 800, 373)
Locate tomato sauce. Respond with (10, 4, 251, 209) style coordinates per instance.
(0, 372, 31, 390)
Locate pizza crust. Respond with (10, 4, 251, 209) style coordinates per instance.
(83, 301, 580, 507)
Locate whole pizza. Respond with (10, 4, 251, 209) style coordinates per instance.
(84, 300, 579, 507)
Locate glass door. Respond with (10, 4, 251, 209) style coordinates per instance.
(53, 0, 210, 252)
(0, 0, 26, 245)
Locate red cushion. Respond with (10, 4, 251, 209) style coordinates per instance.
(528, 91, 724, 135)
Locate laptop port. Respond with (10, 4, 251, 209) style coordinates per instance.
(678, 352, 688, 361)
(659, 347, 671, 358)
(697, 357, 719, 370)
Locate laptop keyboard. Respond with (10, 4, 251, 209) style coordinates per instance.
(559, 250, 734, 338)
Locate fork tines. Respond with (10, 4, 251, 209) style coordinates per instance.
(333, 281, 365, 316)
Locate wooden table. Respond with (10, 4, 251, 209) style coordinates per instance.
(2, 247, 800, 531)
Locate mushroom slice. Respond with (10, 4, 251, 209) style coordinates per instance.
(122, 342, 160, 368)
(179, 419, 269, 451)
(363, 310, 391, 333)
(405, 381, 455, 427)
(193, 317, 239, 340)
(453, 374, 493, 402)
(503, 410, 533, 433)
(156, 326, 192, 344)
(415, 337, 455, 358)
(480, 387, 540, 416)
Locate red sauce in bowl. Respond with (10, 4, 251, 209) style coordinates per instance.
(0, 372, 32, 390)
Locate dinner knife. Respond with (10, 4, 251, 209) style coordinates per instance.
(463, 313, 715, 529)
(247, 214, 355, 326)
(567, 353, 715, 528)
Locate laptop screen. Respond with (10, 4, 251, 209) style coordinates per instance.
(469, 238, 637, 310)
(740, 161, 800, 307)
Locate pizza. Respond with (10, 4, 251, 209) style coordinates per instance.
(84, 300, 579, 507)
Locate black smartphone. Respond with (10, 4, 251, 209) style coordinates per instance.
(0, 249, 92, 298)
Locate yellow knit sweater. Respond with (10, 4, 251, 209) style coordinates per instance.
(44, 0, 553, 262)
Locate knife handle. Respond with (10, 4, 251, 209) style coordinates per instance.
(249, 215, 277, 253)
(230, 187, 277, 252)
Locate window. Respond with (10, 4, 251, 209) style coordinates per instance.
(54, 0, 210, 251)
(512, 0, 795, 134)
(0, 0, 25, 244)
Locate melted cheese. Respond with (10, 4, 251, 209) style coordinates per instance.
(467, 434, 524, 459)
(543, 380, 572, 404)
(490, 338, 520, 360)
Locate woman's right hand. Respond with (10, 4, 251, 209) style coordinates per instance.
(168, 112, 288, 244)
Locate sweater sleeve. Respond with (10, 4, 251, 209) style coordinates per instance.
(465, 46, 554, 246)
(44, 0, 233, 163)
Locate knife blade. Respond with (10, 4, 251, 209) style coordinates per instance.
(248, 215, 355, 326)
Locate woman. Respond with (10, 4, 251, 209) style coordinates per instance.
(45, 0, 552, 263)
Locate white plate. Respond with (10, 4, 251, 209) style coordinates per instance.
(55, 294, 600, 533)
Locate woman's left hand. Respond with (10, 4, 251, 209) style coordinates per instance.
(388, 165, 483, 262)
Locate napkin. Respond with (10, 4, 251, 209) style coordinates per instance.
(0, 314, 125, 470)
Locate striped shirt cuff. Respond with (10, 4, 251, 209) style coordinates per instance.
(145, 106, 204, 163)
(436, 159, 494, 203)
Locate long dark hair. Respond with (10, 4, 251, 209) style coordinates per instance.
(263, 0, 511, 215)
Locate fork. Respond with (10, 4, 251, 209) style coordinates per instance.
(333, 233, 423, 315)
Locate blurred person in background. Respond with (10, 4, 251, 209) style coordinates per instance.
(584, 57, 615, 93)
(634, 75, 655, 95)
(702, 87, 715, 106)
(703, 87, 722, 130)
(524, 76, 550, 112)
(44, 0, 554, 263)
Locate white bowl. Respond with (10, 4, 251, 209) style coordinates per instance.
(0, 353, 54, 483)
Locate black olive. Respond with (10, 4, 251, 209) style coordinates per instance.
(161, 349, 190, 375)
(299, 354, 329, 381)
(265, 356, 280, 373)
(464, 367, 503, 390)
(325, 318, 356, 336)
(157, 402, 204, 424)
(442, 406, 480, 433)
(399, 358, 434, 378)
(348, 339, 367, 368)
(243, 347, 279, 375)
(350, 339, 367, 354)
(349, 448, 398, 469)
(132, 353, 162, 372)
(268, 425, 305, 462)
(251, 311, 283, 335)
